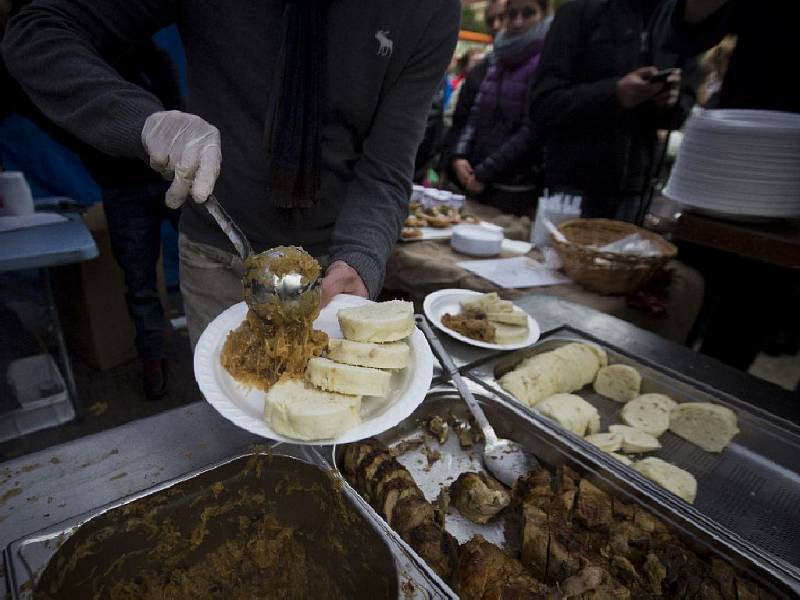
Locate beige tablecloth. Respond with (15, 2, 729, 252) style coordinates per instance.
(385, 202, 704, 344)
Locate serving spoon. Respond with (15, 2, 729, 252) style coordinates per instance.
(204, 195, 320, 319)
(415, 315, 537, 487)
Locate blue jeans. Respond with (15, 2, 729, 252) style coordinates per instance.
(102, 181, 178, 360)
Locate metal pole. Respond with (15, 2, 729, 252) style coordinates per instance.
(41, 267, 83, 420)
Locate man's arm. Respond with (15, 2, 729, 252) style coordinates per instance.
(528, 1, 619, 140)
(3, 0, 176, 161)
(328, 0, 460, 299)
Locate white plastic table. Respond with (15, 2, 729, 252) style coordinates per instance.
(0, 212, 98, 418)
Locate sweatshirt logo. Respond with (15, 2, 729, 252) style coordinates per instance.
(375, 30, 393, 57)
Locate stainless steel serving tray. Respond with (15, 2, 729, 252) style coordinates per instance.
(332, 387, 798, 598)
(5, 446, 453, 600)
(463, 329, 800, 590)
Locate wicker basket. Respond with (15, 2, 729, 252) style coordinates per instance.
(550, 219, 677, 295)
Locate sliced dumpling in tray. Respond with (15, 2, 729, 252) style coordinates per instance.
(621, 393, 677, 437)
(633, 457, 698, 503)
(536, 393, 600, 437)
(594, 364, 642, 402)
(669, 402, 739, 453)
(608, 425, 661, 453)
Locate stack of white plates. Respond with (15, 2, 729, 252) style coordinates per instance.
(664, 109, 800, 219)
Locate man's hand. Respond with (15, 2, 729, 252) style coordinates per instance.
(142, 110, 221, 209)
(452, 158, 475, 189)
(320, 260, 369, 307)
(616, 67, 662, 108)
(651, 69, 682, 110)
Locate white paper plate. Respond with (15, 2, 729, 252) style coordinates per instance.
(423, 289, 540, 351)
(194, 294, 433, 445)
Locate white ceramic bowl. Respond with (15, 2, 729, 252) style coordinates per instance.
(450, 224, 504, 257)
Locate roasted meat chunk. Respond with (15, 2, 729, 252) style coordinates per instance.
(450, 472, 511, 524)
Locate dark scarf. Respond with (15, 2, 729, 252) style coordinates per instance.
(492, 17, 551, 66)
(264, 1, 327, 210)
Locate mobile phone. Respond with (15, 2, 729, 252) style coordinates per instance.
(649, 68, 674, 85)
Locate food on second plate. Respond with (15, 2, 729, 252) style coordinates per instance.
(608, 425, 661, 453)
(620, 393, 678, 437)
(536, 393, 600, 436)
(633, 457, 698, 503)
(498, 343, 607, 407)
(326, 338, 410, 370)
(584, 432, 623, 452)
(342, 439, 459, 582)
(460, 292, 513, 313)
(669, 402, 739, 452)
(483, 308, 527, 326)
(441, 292, 530, 344)
(338, 300, 414, 342)
(400, 226, 424, 240)
(593, 364, 642, 402)
(305, 356, 391, 397)
(449, 472, 511, 524)
(263, 379, 361, 440)
(441, 312, 495, 343)
(221, 246, 328, 391)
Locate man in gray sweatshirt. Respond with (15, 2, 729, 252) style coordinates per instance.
(4, 0, 459, 346)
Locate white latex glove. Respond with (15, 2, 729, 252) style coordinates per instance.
(141, 110, 221, 209)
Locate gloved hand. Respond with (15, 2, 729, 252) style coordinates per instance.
(141, 110, 221, 209)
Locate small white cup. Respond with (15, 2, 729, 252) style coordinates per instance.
(0, 172, 35, 216)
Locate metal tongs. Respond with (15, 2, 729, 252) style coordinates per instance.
(204, 195, 321, 319)
(415, 315, 537, 487)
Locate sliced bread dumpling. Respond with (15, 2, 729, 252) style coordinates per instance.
(608, 425, 661, 453)
(337, 300, 414, 342)
(494, 322, 529, 345)
(498, 367, 558, 407)
(264, 379, 361, 441)
(552, 343, 602, 389)
(621, 393, 677, 437)
(594, 364, 642, 402)
(633, 457, 697, 503)
(585, 432, 623, 452)
(669, 402, 739, 453)
(486, 308, 528, 326)
(305, 357, 391, 397)
(460, 292, 513, 313)
(536, 393, 600, 436)
(326, 338, 410, 369)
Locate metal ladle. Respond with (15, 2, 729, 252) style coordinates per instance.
(204, 195, 320, 320)
(415, 315, 537, 487)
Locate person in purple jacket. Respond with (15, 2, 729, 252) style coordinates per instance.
(451, 0, 550, 216)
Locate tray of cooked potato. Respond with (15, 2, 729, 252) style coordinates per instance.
(460, 331, 800, 573)
(331, 388, 796, 598)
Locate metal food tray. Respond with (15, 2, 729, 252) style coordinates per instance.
(463, 329, 800, 587)
(4, 447, 454, 600)
(332, 387, 798, 598)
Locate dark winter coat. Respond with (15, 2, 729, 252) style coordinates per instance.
(529, 0, 685, 196)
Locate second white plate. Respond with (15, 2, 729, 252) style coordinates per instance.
(423, 289, 540, 351)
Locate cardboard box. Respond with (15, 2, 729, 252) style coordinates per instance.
(53, 203, 169, 370)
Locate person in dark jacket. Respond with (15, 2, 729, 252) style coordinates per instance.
(439, 0, 507, 185)
(529, 0, 685, 222)
(1, 0, 182, 399)
(451, 0, 550, 216)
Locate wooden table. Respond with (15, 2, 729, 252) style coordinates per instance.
(673, 213, 800, 268)
(385, 202, 705, 344)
